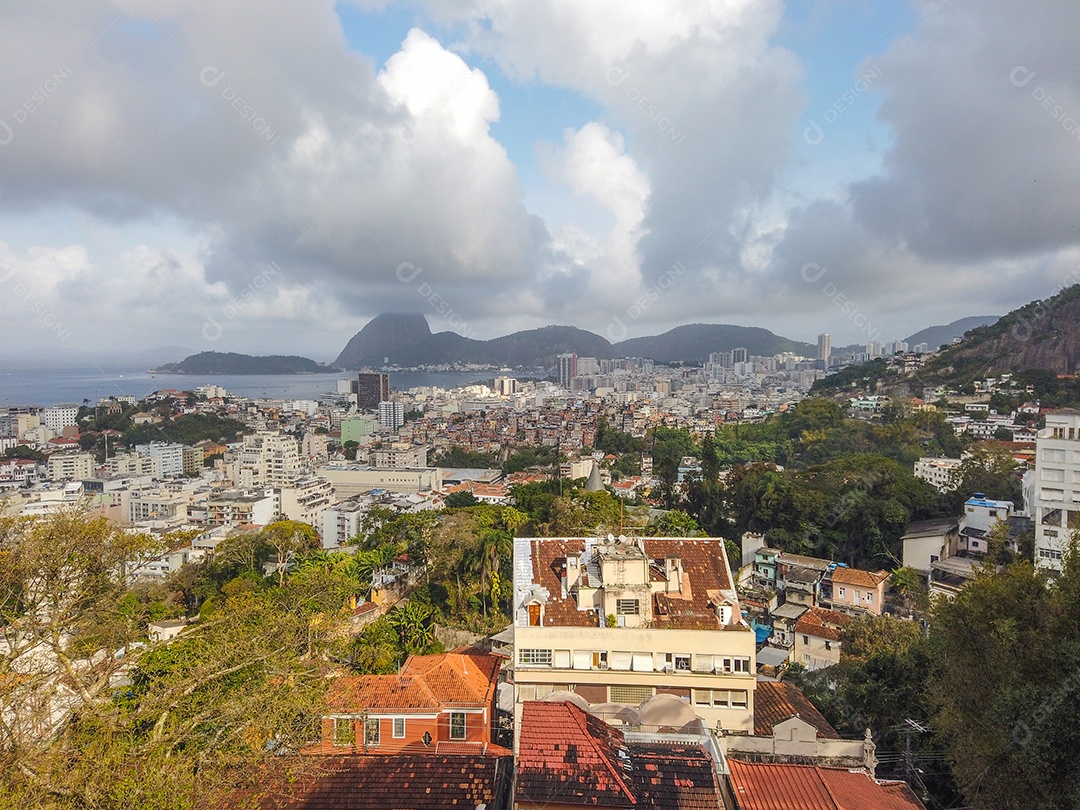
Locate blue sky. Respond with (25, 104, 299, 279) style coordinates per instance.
(0, 0, 1075, 357)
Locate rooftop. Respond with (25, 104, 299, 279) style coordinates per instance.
(829, 567, 890, 588)
(516, 536, 743, 631)
(795, 608, 851, 642)
(515, 700, 724, 810)
(229, 753, 513, 809)
(753, 682, 840, 739)
(727, 760, 926, 810)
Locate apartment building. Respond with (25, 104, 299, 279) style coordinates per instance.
(46, 452, 95, 482)
(913, 456, 962, 491)
(512, 534, 756, 749)
(1033, 409, 1080, 573)
(135, 442, 186, 478)
(236, 431, 301, 488)
(276, 476, 334, 525)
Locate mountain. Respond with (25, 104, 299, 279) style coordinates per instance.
(151, 352, 342, 375)
(616, 324, 814, 363)
(918, 285, 1080, 381)
(904, 316, 999, 351)
(335, 313, 610, 369)
(335, 314, 814, 369)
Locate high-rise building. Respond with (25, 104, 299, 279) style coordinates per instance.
(43, 404, 79, 433)
(1033, 409, 1080, 573)
(731, 347, 749, 365)
(817, 333, 831, 364)
(356, 373, 390, 409)
(557, 353, 577, 389)
(236, 431, 301, 488)
(378, 401, 405, 431)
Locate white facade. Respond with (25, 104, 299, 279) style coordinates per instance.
(42, 404, 79, 433)
(1033, 410, 1080, 572)
(135, 442, 186, 478)
(237, 431, 301, 488)
(317, 465, 443, 497)
(322, 499, 367, 548)
(276, 476, 335, 526)
(377, 401, 405, 431)
(913, 457, 962, 492)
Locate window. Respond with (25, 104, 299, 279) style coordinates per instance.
(364, 718, 380, 746)
(333, 717, 355, 747)
(519, 648, 552, 666)
(449, 711, 466, 740)
(838, 587, 845, 598)
(825, 641, 832, 652)
(616, 598, 639, 615)
(393, 717, 406, 739)
(666, 653, 691, 671)
(802, 635, 809, 645)
(866, 593, 873, 603)
(719, 656, 751, 674)
(693, 689, 748, 708)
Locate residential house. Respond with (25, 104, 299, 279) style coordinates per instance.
(312, 647, 506, 756)
(821, 567, 890, 617)
(776, 553, 832, 607)
(959, 493, 1014, 555)
(794, 608, 850, 671)
(900, 518, 959, 574)
(514, 700, 725, 810)
(512, 535, 757, 747)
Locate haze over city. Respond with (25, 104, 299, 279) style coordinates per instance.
(1, 0, 1077, 358)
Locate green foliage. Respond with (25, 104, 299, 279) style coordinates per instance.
(595, 419, 646, 455)
(501, 445, 559, 474)
(430, 446, 499, 468)
(649, 426, 697, 483)
(928, 553, 1080, 809)
(649, 510, 701, 537)
(444, 490, 480, 508)
(122, 413, 248, 448)
(3, 444, 44, 461)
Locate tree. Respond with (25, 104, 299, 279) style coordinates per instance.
(650, 510, 701, 537)
(928, 552, 1080, 809)
(259, 521, 319, 587)
(444, 491, 479, 508)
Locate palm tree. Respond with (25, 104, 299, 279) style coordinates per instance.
(392, 601, 434, 653)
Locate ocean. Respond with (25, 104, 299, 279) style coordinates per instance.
(0, 361, 501, 407)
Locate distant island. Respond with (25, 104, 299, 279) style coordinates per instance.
(150, 352, 342, 375)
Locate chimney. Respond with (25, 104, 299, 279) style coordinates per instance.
(664, 556, 683, 593)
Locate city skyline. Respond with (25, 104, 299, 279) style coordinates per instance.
(0, 1, 1076, 359)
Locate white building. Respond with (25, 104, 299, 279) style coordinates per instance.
(913, 457, 962, 492)
(321, 499, 367, 549)
(42, 404, 79, 433)
(371, 444, 429, 468)
(276, 476, 335, 526)
(236, 431, 301, 488)
(316, 464, 443, 497)
(378, 401, 405, 431)
(1033, 409, 1080, 573)
(512, 534, 755, 750)
(135, 442, 186, 479)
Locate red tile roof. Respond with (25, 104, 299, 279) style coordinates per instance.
(795, 607, 851, 643)
(529, 537, 745, 632)
(753, 682, 840, 739)
(727, 760, 926, 810)
(226, 753, 512, 809)
(830, 568, 890, 588)
(516, 701, 723, 809)
(327, 649, 501, 713)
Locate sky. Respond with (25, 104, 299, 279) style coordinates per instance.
(0, 0, 1078, 361)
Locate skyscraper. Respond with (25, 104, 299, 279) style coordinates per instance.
(817, 333, 831, 364)
(356, 373, 390, 409)
(557, 353, 577, 388)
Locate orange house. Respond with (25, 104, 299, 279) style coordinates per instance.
(311, 647, 508, 756)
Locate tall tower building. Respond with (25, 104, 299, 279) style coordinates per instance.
(1033, 409, 1080, 573)
(356, 373, 390, 409)
(557, 353, 577, 388)
(731, 347, 749, 365)
(817, 333, 831, 364)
